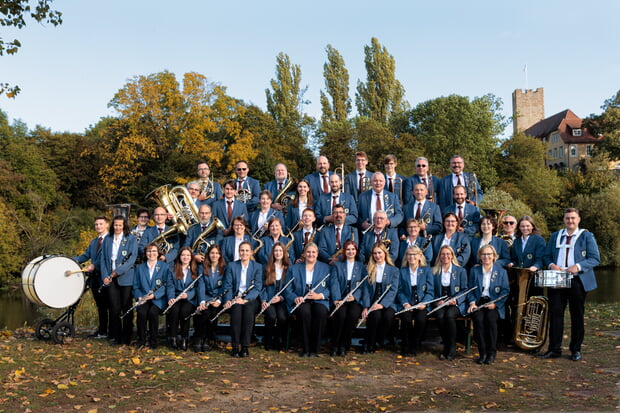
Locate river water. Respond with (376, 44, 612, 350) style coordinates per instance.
(1, 268, 618, 330)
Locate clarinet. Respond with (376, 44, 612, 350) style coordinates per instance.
(329, 274, 369, 318)
(210, 283, 256, 322)
(121, 279, 163, 319)
(184, 289, 229, 321)
(98, 252, 133, 294)
(162, 273, 204, 315)
(257, 278, 294, 317)
(356, 284, 392, 328)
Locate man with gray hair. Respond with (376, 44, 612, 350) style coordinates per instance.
(402, 156, 438, 205)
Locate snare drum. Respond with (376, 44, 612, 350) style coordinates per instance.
(22, 255, 85, 308)
(535, 270, 573, 289)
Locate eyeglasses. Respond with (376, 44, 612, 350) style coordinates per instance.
(480, 253, 494, 257)
(503, 221, 516, 225)
(236, 167, 247, 171)
(416, 164, 427, 168)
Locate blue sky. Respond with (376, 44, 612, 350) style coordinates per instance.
(1, 0, 618, 137)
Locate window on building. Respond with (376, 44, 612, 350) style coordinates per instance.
(570, 145, 577, 157)
(586, 145, 593, 156)
(572, 128, 582, 137)
(553, 148, 557, 159)
(548, 150, 552, 158)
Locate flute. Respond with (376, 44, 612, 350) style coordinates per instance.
(427, 286, 477, 316)
(466, 293, 509, 316)
(257, 278, 294, 317)
(394, 295, 446, 316)
(98, 252, 133, 293)
(184, 289, 229, 321)
(162, 273, 204, 315)
(210, 284, 255, 322)
(290, 273, 331, 314)
(329, 274, 369, 318)
(356, 284, 392, 328)
(121, 279, 163, 319)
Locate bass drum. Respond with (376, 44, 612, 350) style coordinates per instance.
(22, 255, 85, 309)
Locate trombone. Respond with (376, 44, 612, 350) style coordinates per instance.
(334, 163, 345, 191)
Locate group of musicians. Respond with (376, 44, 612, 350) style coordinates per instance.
(73, 152, 601, 362)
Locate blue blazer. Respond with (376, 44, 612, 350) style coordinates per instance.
(360, 264, 400, 310)
(260, 270, 291, 303)
(511, 234, 546, 270)
(444, 203, 481, 237)
(264, 179, 295, 203)
(400, 200, 443, 236)
(285, 203, 315, 233)
(543, 229, 600, 292)
(384, 173, 407, 205)
(357, 190, 404, 228)
(397, 266, 434, 309)
(432, 265, 468, 315)
(211, 198, 249, 229)
(469, 236, 510, 269)
(166, 267, 199, 305)
(437, 172, 483, 213)
(99, 233, 138, 287)
(256, 235, 292, 265)
(402, 174, 439, 205)
(222, 260, 263, 302)
(201, 181, 223, 207)
(314, 191, 359, 227)
(284, 261, 332, 310)
(432, 232, 471, 267)
(248, 208, 285, 237)
(183, 221, 224, 254)
(303, 171, 334, 203)
(197, 265, 226, 304)
(344, 170, 374, 203)
(397, 237, 433, 268)
(330, 260, 367, 304)
(467, 263, 510, 319)
(219, 234, 257, 263)
(139, 225, 181, 264)
(133, 261, 170, 309)
(73, 235, 105, 267)
(290, 228, 321, 264)
(359, 228, 400, 265)
(317, 224, 358, 263)
(234, 176, 261, 212)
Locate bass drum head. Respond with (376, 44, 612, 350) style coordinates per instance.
(22, 255, 85, 308)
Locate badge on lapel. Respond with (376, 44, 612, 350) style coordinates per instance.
(526, 253, 533, 260)
(217, 280, 222, 287)
(581, 250, 586, 257)
(422, 284, 427, 292)
(454, 286, 460, 293)
(122, 250, 127, 257)
(494, 286, 501, 294)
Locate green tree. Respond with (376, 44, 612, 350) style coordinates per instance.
(265, 52, 314, 174)
(355, 37, 408, 125)
(1, 0, 62, 97)
(407, 94, 505, 187)
(320, 44, 351, 123)
(583, 90, 620, 160)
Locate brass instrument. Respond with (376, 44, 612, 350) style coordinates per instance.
(330, 228, 355, 260)
(199, 178, 215, 200)
(361, 223, 375, 235)
(235, 187, 252, 203)
(482, 209, 508, 236)
(388, 176, 403, 203)
(191, 218, 226, 255)
(381, 230, 392, 250)
(361, 175, 372, 192)
(466, 172, 478, 207)
(511, 267, 549, 350)
(500, 234, 514, 249)
(152, 226, 179, 256)
(426, 174, 435, 203)
(252, 211, 277, 239)
(274, 174, 297, 208)
(252, 236, 264, 255)
(334, 163, 345, 191)
(145, 184, 199, 235)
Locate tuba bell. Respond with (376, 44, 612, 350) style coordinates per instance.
(145, 184, 199, 235)
(511, 267, 549, 350)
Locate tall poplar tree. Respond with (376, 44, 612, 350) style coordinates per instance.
(355, 37, 408, 125)
(320, 44, 351, 123)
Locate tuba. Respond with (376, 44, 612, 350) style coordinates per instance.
(274, 174, 297, 208)
(191, 217, 226, 255)
(145, 184, 199, 235)
(511, 267, 549, 350)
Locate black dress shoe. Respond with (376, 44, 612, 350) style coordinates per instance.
(476, 355, 487, 364)
(230, 348, 240, 357)
(484, 354, 495, 364)
(338, 347, 346, 357)
(201, 340, 210, 353)
(240, 347, 249, 357)
(300, 352, 310, 357)
(135, 341, 145, 349)
(540, 350, 561, 359)
(330, 348, 338, 357)
(309, 352, 318, 357)
(170, 337, 178, 350)
(571, 351, 582, 361)
(180, 338, 188, 351)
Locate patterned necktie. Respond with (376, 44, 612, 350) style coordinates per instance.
(359, 173, 364, 191)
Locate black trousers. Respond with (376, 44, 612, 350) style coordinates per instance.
(229, 298, 259, 347)
(296, 301, 328, 353)
(107, 281, 133, 344)
(167, 300, 195, 339)
(136, 301, 161, 345)
(88, 272, 109, 335)
(471, 308, 499, 356)
(435, 305, 460, 357)
(331, 301, 362, 349)
(194, 306, 220, 340)
(365, 307, 395, 348)
(548, 277, 587, 353)
(399, 308, 428, 352)
(262, 300, 289, 348)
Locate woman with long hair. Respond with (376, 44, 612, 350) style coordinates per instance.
(432, 212, 471, 267)
(166, 246, 198, 351)
(285, 179, 314, 233)
(469, 215, 510, 269)
(330, 239, 366, 356)
(193, 244, 227, 352)
(220, 216, 256, 263)
(257, 216, 292, 264)
(249, 189, 285, 238)
(360, 243, 400, 354)
(222, 241, 263, 357)
(397, 245, 434, 356)
(260, 242, 291, 351)
(467, 245, 509, 364)
(507, 215, 546, 272)
(431, 245, 468, 360)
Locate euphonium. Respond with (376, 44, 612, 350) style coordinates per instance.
(191, 217, 226, 255)
(145, 184, 199, 235)
(274, 174, 297, 207)
(152, 226, 179, 256)
(512, 267, 549, 350)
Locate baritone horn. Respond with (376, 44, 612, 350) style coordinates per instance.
(145, 184, 199, 235)
(274, 174, 297, 208)
(511, 267, 549, 351)
(191, 217, 226, 255)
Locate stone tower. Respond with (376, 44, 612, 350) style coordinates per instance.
(512, 88, 545, 135)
